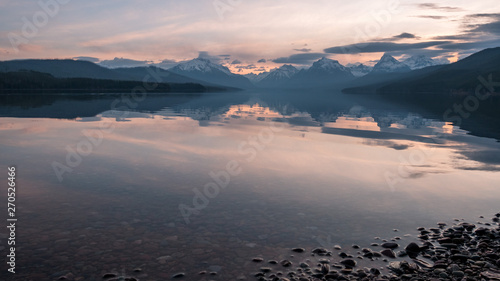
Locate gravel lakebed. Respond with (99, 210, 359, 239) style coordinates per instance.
(244, 213, 500, 281)
(53, 212, 500, 281)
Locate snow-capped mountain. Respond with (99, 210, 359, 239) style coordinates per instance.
(258, 64, 299, 87)
(268, 64, 299, 79)
(291, 57, 355, 87)
(346, 63, 373, 77)
(244, 72, 270, 83)
(169, 58, 253, 89)
(402, 55, 448, 70)
(172, 58, 232, 75)
(310, 57, 352, 73)
(370, 54, 411, 74)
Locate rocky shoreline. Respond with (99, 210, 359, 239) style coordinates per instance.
(248, 213, 500, 281)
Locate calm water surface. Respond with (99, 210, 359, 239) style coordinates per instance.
(1, 90, 499, 280)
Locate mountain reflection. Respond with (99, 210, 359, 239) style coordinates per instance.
(1, 91, 499, 174)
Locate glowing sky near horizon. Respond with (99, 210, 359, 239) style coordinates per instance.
(1, 0, 500, 73)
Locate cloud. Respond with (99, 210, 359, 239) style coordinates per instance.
(293, 48, 312, 52)
(73, 56, 100, 63)
(160, 59, 176, 63)
(218, 55, 231, 61)
(432, 34, 478, 40)
(414, 15, 447, 20)
(426, 13, 500, 55)
(393, 32, 418, 39)
(320, 10, 500, 58)
(363, 140, 412, 150)
(324, 41, 451, 54)
(384, 48, 452, 58)
(467, 14, 500, 35)
(272, 53, 326, 64)
(460, 150, 500, 165)
(234, 64, 257, 69)
(231, 59, 242, 64)
(99, 57, 152, 68)
(437, 38, 500, 51)
(154, 59, 179, 69)
(257, 59, 266, 63)
(468, 13, 500, 18)
(198, 51, 224, 63)
(430, 13, 500, 41)
(417, 3, 463, 12)
(376, 32, 420, 42)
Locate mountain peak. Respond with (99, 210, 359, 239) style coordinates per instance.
(258, 64, 299, 86)
(311, 57, 346, 71)
(277, 64, 298, 71)
(371, 53, 410, 73)
(379, 53, 398, 62)
(346, 63, 373, 77)
(169, 57, 254, 89)
(172, 58, 233, 76)
(403, 55, 448, 70)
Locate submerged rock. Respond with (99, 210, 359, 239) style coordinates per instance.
(381, 249, 396, 258)
(340, 259, 356, 268)
(381, 242, 399, 249)
(171, 272, 185, 279)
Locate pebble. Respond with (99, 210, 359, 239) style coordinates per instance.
(280, 260, 292, 267)
(381, 242, 399, 249)
(171, 272, 185, 279)
(259, 267, 272, 273)
(381, 249, 396, 258)
(452, 270, 465, 278)
(102, 273, 117, 279)
(340, 259, 357, 268)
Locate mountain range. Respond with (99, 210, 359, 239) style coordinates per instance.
(343, 47, 500, 95)
(256, 64, 299, 88)
(3, 48, 498, 95)
(346, 63, 373, 77)
(169, 58, 254, 89)
(243, 54, 448, 88)
(402, 55, 447, 70)
(371, 54, 411, 74)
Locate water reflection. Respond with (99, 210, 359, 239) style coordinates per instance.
(0, 91, 499, 280)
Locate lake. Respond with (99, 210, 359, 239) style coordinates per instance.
(1, 90, 499, 280)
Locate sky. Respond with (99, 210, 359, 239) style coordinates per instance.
(1, 0, 500, 73)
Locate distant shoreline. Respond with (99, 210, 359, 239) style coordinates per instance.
(0, 70, 236, 95)
(0, 90, 227, 95)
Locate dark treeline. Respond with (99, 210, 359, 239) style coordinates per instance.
(0, 70, 212, 94)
